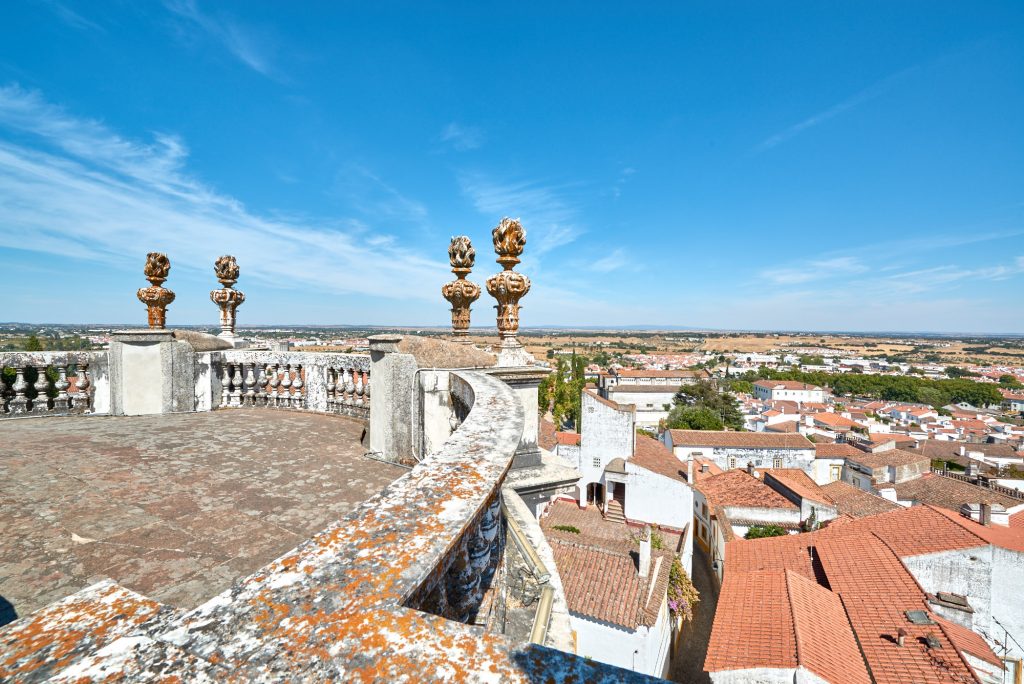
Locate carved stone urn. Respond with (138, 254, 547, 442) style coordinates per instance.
(441, 236, 481, 340)
(210, 255, 245, 340)
(485, 218, 534, 366)
(136, 252, 175, 329)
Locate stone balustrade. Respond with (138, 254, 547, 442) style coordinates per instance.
(216, 350, 370, 418)
(0, 352, 102, 418)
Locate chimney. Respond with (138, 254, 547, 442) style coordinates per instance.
(959, 445, 966, 457)
(746, 462, 756, 476)
(687, 458, 694, 484)
(639, 525, 652, 578)
(897, 628, 907, 647)
(701, 463, 709, 473)
(980, 502, 991, 527)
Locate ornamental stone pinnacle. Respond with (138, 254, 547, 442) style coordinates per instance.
(136, 252, 175, 329)
(441, 236, 481, 340)
(485, 218, 535, 366)
(210, 255, 245, 342)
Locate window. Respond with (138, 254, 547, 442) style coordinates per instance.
(701, 503, 708, 517)
(830, 464, 842, 482)
(729, 457, 736, 469)
(773, 458, 783, 469)
(592, 457, 601, 468)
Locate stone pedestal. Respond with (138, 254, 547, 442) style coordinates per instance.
(485, 365, 550, 468)
(368, 335, 418, 464)
(108, 330, 196, 416)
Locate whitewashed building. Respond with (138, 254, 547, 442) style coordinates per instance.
(752, 380, 826, 404)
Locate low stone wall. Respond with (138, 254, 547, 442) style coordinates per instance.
(0, 351, 108, 417)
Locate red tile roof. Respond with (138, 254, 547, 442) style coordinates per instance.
(814, 442, 863, 459)
(764, 469, 831, 505)
(820, 481, 901, 518)
(849, 448, 930, 470)
(812, 412, 861, 429)
(704, 570, 871, 683)
(755, 380, 823, 391)
(538, 418, 558, 451)
(629, 435, 687, 484)
(815, 534, 980, 684)
(554, 431, 581, 446)
(696, 470, 797, 510)
(893, 473, 1022, 512)
(668, 429, 813, 449)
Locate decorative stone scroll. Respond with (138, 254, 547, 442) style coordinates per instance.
(485, 218, 534, 366)
(136, 252, 175, 329)
(441, 236, 481, 340)
(210, 255, 245, 342)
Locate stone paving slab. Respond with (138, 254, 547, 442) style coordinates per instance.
(0, 410, 404, 621)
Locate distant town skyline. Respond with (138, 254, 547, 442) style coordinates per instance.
(1, 2, 1022, 332)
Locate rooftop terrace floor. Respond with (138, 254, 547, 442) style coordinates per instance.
(0, 410, 405, 622)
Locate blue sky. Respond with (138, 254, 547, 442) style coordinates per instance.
(0, 1, 1022, 332)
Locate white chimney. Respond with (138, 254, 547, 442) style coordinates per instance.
(687, 458, 694, 483)
(878, 488, 898, 503)
(959, 445, 966, 457)
(639, 525, 652, 578)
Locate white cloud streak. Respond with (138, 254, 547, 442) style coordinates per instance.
(458, 173, 583, 255)
(761, 256, 868, 285)
(163, 0, 282, 80)
(756, 65, 920, 151)
(0, 84, 444, 301)
(440, 123, 483, 151)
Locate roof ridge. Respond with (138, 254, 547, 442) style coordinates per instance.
(920, 504, 992, 547)
(783, 571, 803, 673)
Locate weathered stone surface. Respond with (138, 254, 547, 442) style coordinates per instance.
(0, 410, 403, 616)
(396, 335, 496, 368)
(172, 330, 232, 352)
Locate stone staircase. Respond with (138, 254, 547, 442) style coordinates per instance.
(604, 499, 626, 524)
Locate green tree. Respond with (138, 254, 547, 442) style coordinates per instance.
(673, 381, 744, 430)
(999, 374, 1023, 389)
(25, 335, 43, 351)
(665, 405, 725, 430)
(745, 524, 787, 539)
(915, 386, 948, 409)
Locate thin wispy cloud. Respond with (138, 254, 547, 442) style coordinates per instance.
(39, 0, 103, 32)
(0, 84, 444, 300)
(440, 122, 483, 151)
(591, 248, 628, 273)
(877, 259, 1024, 295)
(458, 173, 583, 255)
(756, 64, 920, 151)
(761, 256, 868, 285)
(334, 163, 429, 225)
(164, 0, 282, 80)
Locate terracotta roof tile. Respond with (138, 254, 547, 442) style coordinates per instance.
(893, 473, 1022, 512)
(668, 430, 812, 449)
(815, 442, 863, 459)
(538, 418, 558, 451)
(820, 481, 901, 518)
(629, 435, 687, 484)
(764, 469, 832, 505)
(555, 431, 581, 446)
(696, 470, 798, 510)
(849, 449, 930, 470)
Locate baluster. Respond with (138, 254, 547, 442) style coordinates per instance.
(344, 368, 356, 412)
(0, 368, 8, 414)
(354, 370, 365, 408)
(268, 363, 281, 407)
(31, 364, 50, 414)
(325, 367, 336, 412)
(244, 364, 256, 407)
(54, 364, 70, 412)
(221, 361, 232, 407)
(280, 364, 292, 408)
(9, 366, 29, 414)
(256, 365, 268, 406)
(292, 365, 304, 409)
(73, 363, 91, 413)
(363, 371, 370, 413)
(231, 363, 243, 407)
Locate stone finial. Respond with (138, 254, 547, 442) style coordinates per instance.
(136, 252, 175, 329)
(485, 218, 534, 366)
(441, 236, 481, 339)
(210, 255, 245, 342)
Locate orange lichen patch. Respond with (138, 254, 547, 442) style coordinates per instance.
(0, 581, 166, 681)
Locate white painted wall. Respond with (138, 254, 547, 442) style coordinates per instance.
(623, 463, 693, 531)
(811, 457, 844, 485)
(120, 342, 163, 415)
(579, 390, 634, 505)
(570, 593, 672, 677)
